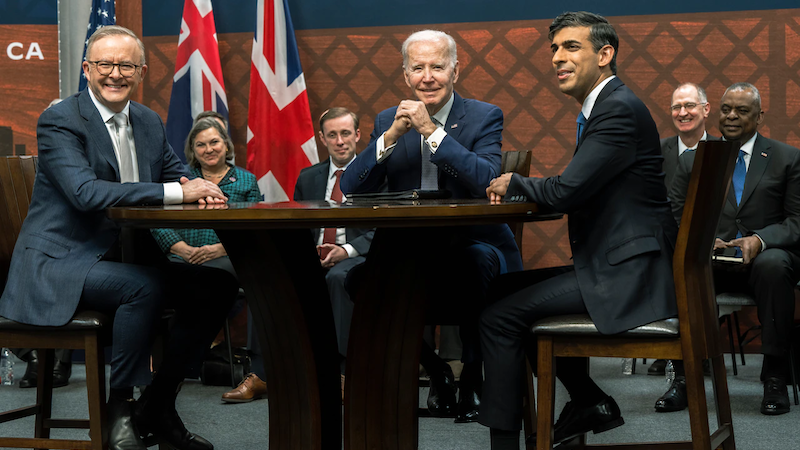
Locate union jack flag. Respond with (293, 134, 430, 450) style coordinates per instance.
(166, 0, 229, 163)
(247, 0, 317, 202)
(79, 0, 115, 92)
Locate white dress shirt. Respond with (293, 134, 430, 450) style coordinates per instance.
(677, 131, 708, 156)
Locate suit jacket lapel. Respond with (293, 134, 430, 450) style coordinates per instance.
(129, 103, 153, 182)
(575, 77, 623, 154)
(314, 160, 330, 198)
(739, 135, 770, 209)
(79, 91, 119, 178)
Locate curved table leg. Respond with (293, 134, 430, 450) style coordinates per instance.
(217, 229, 341, 450)
(345, 228, 435, 450)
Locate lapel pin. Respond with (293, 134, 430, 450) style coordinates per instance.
(451, 123, 458, 129)
(761, 152, 768, 158)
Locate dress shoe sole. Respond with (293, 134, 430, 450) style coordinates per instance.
(556, 416, 625, 446)
(221, 395, 265, 404)
(761, 405, 790, 415)
(654, 404, 686, 413)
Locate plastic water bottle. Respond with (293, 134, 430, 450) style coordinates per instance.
(0, 348, 13, 385)
(621, 358, 633, 375)
(665, 360, 675, 385)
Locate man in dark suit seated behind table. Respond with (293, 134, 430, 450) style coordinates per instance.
(482, 12, 678, 448)
(663, 82, 800, 416)
(340, 29, 523, 423)
(293, 107, 373, 399)
(0, 26, 237, 450)
(647, 82, 718, 379)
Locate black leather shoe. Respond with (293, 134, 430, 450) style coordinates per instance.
(655, 376, 687, 412)
(426, 364, 457, 416)
(454, 385, 480, 423)
(648, 359, 667, 375)
(18, 350, 38, 389)
(136, 386, 214, 450)
(108, 397, 147, 450)
(761, 377, 790, 415)
(553, 396, 624, 445)
(53, 360, 72, 388)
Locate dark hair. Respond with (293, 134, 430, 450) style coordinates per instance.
(184, 118, 234, 168)
(319, 107, 359, 133)
(194, 110, 228, 131)
(549, 11, 618, 75)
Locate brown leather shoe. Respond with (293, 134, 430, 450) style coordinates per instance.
(221, 373, 267, 403)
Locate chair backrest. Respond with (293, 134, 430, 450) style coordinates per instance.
(673, 140, 737, 361)
(0, 156, 38, 283)
(501, 150, 532, 250)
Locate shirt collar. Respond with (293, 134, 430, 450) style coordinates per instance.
(738, 132, 758, 157)
(677, 131, 708, 155)
(580, 75, 616, 120)
(87, 88, 130, 124)
(431, 92, 455, 127)
(328, 156, 354, 178)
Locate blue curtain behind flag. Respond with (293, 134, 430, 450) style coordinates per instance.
(78, 0, 116, 92)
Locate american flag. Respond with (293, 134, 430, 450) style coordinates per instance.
(78, 0, 115, 92)
(247, 0, 317, 202)
(166, 0, 229, 163)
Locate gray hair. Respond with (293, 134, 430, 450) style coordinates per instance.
(401, 30, 457, 70)
(674, 82, 708, 104)
(184, 118, 234, 169)
(724, 82, 761, 110)
(86, 25, 146, 65)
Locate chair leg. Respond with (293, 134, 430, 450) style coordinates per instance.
(709, 353, 736, 450)
(34, 348, 55, 440)
(223, 319, 236, 388)
(726, 316, 738, 376)
(536, 337, 556, 450)
(84, 333, 107, 450)
(522, 358, 537, 450)
(732, 311, 745, 366)
(788, 342, 799, 406)
(683, 356, 712, 450)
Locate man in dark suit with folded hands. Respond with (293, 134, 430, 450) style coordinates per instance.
(663, 82, 800, 416)
(341, 29, 522, 423)
(483, 12, 678, 448)
(294, 107, 372, 397)
(0, 26, 237, 450)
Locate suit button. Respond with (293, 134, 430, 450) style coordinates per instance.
(735, 219, 741, 223)
(571, 239, 578, 244)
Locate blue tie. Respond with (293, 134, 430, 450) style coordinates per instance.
(732, 150, 746, 256)
(576, 112, 586, 143)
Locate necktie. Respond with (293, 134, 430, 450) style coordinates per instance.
(112, 113, 135, 183)
(321, 170, 344, 259)
(420, 118, 440, 190)
(732, 150, 746, 256)
(576, 112, 587, 143)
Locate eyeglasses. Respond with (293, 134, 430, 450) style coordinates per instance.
(87, 61, 142, 77)
(670, 102, 706, 112)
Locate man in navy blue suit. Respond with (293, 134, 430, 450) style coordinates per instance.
(0, 26, 235, 450)
(341, 29, 522, 423)
(483, 12, 678, 448)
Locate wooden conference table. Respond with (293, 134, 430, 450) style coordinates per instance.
(107, 198, 561, 450)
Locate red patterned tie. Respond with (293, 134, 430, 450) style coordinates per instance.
(320, 170, 344, 259)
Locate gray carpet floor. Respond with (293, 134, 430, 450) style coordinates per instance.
(0, 354, 798, 449)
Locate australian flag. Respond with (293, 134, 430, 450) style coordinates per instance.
(166, 0, 229, 163)
(247, 0, 317, 202)
(78, 0, 115, 92)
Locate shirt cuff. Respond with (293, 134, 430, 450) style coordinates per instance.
(376, 133, 396, 163)
(343, 243, 359, 258)
(425, 128, 447, 154)
(163, 182, 183, 205)
(754, 234, 766, 252)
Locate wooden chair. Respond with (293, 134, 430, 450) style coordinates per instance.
(528, 140, 737, 449)
(0, 155, 109, 450)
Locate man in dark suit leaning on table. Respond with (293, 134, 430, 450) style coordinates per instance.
(0, 25, 237, 450)
(483, 11, 678, 448)
(340, 29, 522, 423)
(662, 82, 800, 416)
(293, 107, 373, 399)
(648, 82, 718, 378)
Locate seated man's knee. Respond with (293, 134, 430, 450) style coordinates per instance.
(751, 249, 793, 283)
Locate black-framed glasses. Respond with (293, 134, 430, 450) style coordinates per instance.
(670, 102, 706, 112)
(87, 61, 142, 77)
